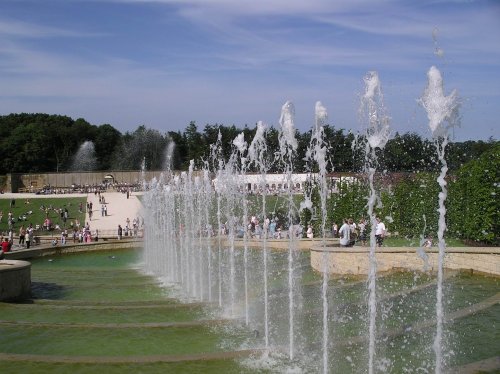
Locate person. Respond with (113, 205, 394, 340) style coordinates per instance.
(331, 222, 338, 238)
(61, 229, 68, 245)
(358, 218, 367, 246)
(19, 225, 26, 246)
(295, 224, 303, 238)
(424, 236, 433, 248)
(348, 218, 357, 246)
(118, 224, 123, 240)
(25, 228, 32, 249)
(1, 237, 10, 253)
(306, 225, 314, 239)
(375, 217, 386, 247)
(269, 220, 276, 239)
(339, 219, 351, 247)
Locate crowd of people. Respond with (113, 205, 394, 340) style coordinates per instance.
(117, 216, 143, 240)
(333, 217, 387, 247)
(33, 181, 144, 195)
(0, 189, 144, 255)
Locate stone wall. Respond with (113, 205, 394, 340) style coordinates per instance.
(310, 247, 500, 276)
(5, 171, 165, 192)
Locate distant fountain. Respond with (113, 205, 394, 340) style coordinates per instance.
(140, 157, 147, 190)
(163, 137, 176, 172)
(70, 140, 97, 171)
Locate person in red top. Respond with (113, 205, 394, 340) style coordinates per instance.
(1, 237, 10, 253)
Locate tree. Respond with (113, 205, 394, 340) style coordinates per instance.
(184, 121, 205, 168)
(94, 124, 122, 170)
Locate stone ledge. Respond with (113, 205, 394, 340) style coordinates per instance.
(311, 246, 500, 276)
(0, 259, 31, 301)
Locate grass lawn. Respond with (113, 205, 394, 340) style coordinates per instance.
(0, 196, 87, 236)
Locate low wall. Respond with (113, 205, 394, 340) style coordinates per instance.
(4, 239, 142, 260)
(0, 260, 31, 301)
(231, 238, 339, 251)
(310, 247, 500, 276)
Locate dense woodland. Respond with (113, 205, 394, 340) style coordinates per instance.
(0, 113, 496, 174)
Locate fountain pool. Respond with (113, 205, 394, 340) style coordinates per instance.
(0, 248, 498, 373)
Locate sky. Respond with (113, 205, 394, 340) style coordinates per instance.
(0, 0, 499, 141)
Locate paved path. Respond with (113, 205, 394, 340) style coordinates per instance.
(85, 192, 143, 235)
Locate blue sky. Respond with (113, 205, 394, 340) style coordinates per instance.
(0, 0, 499, 141)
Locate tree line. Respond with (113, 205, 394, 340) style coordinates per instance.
(0, 113, 497, 174)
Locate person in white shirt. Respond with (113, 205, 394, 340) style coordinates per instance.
(339, 219, 351, 247)
(375, 217, 386, 247)
(306, 225, 314, 239)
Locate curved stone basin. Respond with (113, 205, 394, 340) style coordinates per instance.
(311, 245, 500, 275)
(0, 259, 31, 301)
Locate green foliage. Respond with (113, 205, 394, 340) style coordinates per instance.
(383, 173, 440, 238)
(328, 179, 369, 226)
(381, 132, 435, 171)
(448, 144, 500, 244)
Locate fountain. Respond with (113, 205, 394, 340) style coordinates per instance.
(419, 65, 461, 374)
(138, 79, 500, 373)
(136, 71, 495, 373)
(70, 140, 97, 171)
(163, 137, 176, 171)
(0, 75, 497, 373)
(359, 71, 391, 374)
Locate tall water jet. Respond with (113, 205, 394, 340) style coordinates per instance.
(419, 65, 460, 374)
(202, 165, 214, 302)
(314, 101, 330, 374)
(303, 101, 330, 372)
(233, 133, 250, 324)
(210, 133, 225, 307)
(71, 140, 97, 171)
(223, 148, 240, 316)
(248, 121, 270, 348)
(359, 71, 391, 374)
(278, 101, 299, 359)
